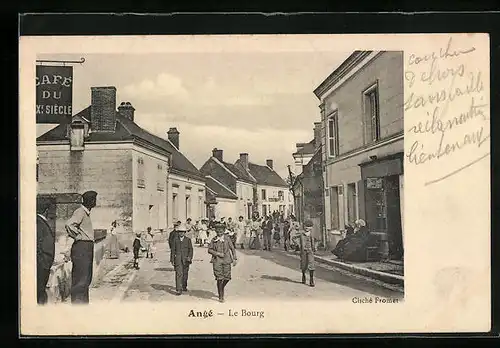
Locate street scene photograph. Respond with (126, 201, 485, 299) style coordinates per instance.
(35, 48, 405, 306)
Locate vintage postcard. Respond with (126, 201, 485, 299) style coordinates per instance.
(19, 33, 490, 335)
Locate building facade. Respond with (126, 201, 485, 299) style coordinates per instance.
(291, 123, 324, 243)
(314, 51, 404, 260)
(37, 86, 206, 245)
(200, 148, 256, 220)
(234, 154, 292, 218)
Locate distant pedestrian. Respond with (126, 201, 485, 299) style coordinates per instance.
(208, 223, 237, 302)
(170, 223, 193, 295)
(262, 216, 273, 251)
(36, 197, 55, 305)
(292, 220, 316, 287)
(107, 220, 120, 259)
(248, 214, 261, 250)
(235, 216, 247, 249)
(185, 218, 194, 240)
(200, 220, 209, 246)
(273, 223, 281, 247)
(65, 190, 97, 304)
(132, 233, 142, 269)
(144, 227, 155, 258)
(283, 219, 291, 251)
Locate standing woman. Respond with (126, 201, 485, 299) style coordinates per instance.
(208, 223, 238, 303)
(107, 220, 120, 259)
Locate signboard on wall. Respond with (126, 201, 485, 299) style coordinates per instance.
(36, 65, 73, 123)
(366, 177, 383, 189)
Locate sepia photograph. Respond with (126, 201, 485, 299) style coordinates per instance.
(20, 33, 490, 335)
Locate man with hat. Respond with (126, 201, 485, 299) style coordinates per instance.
(170, 222, 193, 295)
(292, 219, 317, 287)
(36, 197, 55, 304)
(65, 190, 98, 304)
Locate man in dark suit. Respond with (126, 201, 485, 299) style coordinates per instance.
(170, 223, 193, 295)
(37, 197, 55, 305)
(168, 220, 181, 250)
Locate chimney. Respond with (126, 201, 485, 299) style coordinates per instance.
(167, 127, 180, 149)
(266, 159, 273, 169)
(91, 87, 117, 132)
(118, 101, 135, 121)
(240, 153, 249, 171)
(212, 148, 223, 162)
(314, 122, 322, 151)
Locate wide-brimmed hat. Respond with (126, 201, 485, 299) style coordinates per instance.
(177, 223, 188, 231)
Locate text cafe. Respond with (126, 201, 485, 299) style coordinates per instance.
(36, 65, 73, 124)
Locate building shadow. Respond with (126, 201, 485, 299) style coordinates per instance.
(243, 249, 403, 298)
(260, 274, 302, 284)
(150, 283, 217, 300)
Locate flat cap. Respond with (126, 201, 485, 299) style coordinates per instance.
(214, 222, 226, 230)
(82, 190, 98, 200)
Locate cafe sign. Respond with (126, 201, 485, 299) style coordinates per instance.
(36, 65, 73, 123)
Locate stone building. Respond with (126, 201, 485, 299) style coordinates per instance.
(314, 51, 404, 260)
(36, 86, 206, 245)
(234, 153, 292, 218)
(200, 148, 256, 220)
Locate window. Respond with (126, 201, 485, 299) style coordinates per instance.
(364, 84, 380, 142)
(328, 112, 339, 157)
(70, 122, 85, 151)
(261, 189, 267, 200)
(185, 195, 191, 220)
(137, 157, 145, 188)
(278, 190, 284, 201)
(329, 187, 340, 229)
(172, 193, 178, 221)
(157, 163, 164, 191)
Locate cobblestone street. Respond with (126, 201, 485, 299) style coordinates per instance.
(91, 240, 403, 303)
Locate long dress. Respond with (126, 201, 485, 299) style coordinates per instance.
(235, 221, 247, 245)
(107, 227, 119, 259)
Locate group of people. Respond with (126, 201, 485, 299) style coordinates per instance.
(36, 190, 99, 305)
(331, 219, 376, 262)
(36, 189, 319, 306)
(166, 212, 318, 302)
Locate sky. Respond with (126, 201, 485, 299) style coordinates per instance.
(36, 51, 351, 179)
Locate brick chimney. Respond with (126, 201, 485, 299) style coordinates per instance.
(314, 122, 322, 151)
(239, 153, 249, 171)
(118, 101, 135, 121)
(266, 159, 273, 169)
(90, 87, 117, 132)
(167, 127, 180, 149)
(212, 148, 223, 162)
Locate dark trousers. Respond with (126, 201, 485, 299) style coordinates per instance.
(37, 264, 51, 305)
(175, 262, 190, 292)
(263, 232, 272, 250)
(70, 241, 94, 304)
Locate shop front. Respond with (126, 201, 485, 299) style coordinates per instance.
(360, 153, 404, 260)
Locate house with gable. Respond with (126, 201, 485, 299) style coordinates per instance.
(234, 153, 293, 218)
(200, 148, 255, 220)
(36, 86, 206, 245)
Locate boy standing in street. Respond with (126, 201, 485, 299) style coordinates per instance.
(292, 220, 316, 287)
